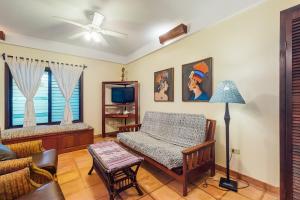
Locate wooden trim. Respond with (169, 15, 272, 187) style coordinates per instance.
(102, 81, 138, 85)
(118, 124, 142, 132)
(280, 8, 288, 200)
(159, 24, 187, 44)
(79, 73, 84, 122)
(279, 4, 300, 200)
(4, 63, 11, 129)
(182, 140, 215, 155)
(48, 69, 52, 123)
(215, 165, 279, 194)
(102, 82, 105, 137)
(0, 31, 5, 41)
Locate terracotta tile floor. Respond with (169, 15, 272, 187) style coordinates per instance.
(57, 137, 279, 200)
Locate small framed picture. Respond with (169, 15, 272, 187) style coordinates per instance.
(182, 57, 213, 102)
(154, 68, 174, 102)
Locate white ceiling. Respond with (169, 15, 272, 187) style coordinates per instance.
(0, 0, 264, 63)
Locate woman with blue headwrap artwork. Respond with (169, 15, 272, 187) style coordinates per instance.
(188, 62, 209, 101)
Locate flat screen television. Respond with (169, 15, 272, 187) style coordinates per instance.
(111, 87, 135, 103)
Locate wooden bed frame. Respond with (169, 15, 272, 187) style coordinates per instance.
(2, 127, 94, 154)
(118, 119, 216, 196)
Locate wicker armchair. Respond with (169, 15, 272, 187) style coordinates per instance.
(6, 140, 58, 175)
(0, 167, 39, 200)
(0, 160, 64, 200)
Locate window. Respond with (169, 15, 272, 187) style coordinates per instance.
(6, 67, 83, 128)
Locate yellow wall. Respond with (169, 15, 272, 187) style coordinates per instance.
(0, 43, 122, 134)
(126, 0, 300, 187)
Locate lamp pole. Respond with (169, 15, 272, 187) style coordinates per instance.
(225, 102, 230, 181)
(219, 102, 237, 191)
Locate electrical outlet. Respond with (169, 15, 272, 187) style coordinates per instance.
(231, 148, 240, 155)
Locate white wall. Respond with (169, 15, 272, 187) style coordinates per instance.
(0, 42, 122, 135)
(126, 0, 300, 187)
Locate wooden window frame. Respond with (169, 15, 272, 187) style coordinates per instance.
(4, 64, 83, 129)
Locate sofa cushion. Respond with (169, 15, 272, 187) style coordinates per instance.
(118, 132, 185, 169)
(0, 123, 90, 140)
(140, 111, 207, 148)
(0, 167, 35, 200)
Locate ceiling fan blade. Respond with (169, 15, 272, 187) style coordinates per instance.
(92, 12, 104, 27)
(98, 29, 127, 38)
(53, 16, 88, 30)
(68, 32, 86, 39)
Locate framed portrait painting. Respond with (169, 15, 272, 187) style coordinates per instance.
(182, 57, 213, 102)
(154, 68, 174, 102)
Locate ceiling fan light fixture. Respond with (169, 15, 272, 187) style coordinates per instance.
(91, 32, 100, 42)
(84, 31, 92, 41)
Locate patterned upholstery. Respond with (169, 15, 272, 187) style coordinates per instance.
(118, 132, 185, 169)
(140, 111, 207, 148)
(0, 168, 37, 200)
(88, 141, 143, 173)
(0, 157, 53, 185)
(7, 141, 43, 158)
(0, 157, 32, 175)
(1, 123, 90, 140)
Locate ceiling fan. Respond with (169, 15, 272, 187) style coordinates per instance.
(53, 12, 127, 45)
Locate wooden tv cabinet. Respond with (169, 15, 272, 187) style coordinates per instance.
(102, 81, 139, 137)
(2, 127, 94, 154)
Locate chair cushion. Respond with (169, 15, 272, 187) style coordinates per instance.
(88, 141, 143, 173)
(0, 144, 16, 161)
(32, 149, 57, 175)
(0, 168, 35, 200)
(1, 123, 90, 140)
(118, 132, 185, 169)
(140, 111, 207, 148)
(17, 181, 65, 200)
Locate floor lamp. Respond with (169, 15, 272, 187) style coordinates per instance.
(209, 80, 245, 192)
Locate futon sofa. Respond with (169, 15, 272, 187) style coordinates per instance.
(117, 111, 216, 196)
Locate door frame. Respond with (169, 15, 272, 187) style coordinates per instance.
(280, 4, 300, 200)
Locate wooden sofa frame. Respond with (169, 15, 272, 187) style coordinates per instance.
(118, 119, 216, 196)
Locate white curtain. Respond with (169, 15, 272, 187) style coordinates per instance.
(50, 63, 83, 125)
(6, 56, 45, 127)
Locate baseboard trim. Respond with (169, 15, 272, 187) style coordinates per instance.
(215, 164, 279, 195)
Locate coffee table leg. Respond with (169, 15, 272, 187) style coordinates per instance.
(135, 183, 143, 195)
(88, 165, 94, 175)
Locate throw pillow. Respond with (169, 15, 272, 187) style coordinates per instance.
(0, 167, 35, 200)
(0, 144, 16, 161)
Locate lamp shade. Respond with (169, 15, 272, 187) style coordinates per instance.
(209, 80, 245, 104)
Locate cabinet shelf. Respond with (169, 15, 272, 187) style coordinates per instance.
(105, 103, 135, 107)
(105, 114, 136, 119)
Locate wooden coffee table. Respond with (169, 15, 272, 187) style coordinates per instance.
(88, 141, 143, 200)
